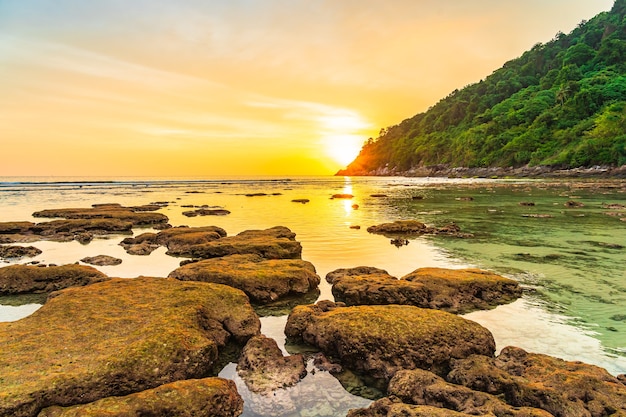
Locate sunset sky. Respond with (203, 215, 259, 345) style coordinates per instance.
(0, 0, 615, 177)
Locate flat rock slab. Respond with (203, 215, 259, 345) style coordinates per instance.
(0, 277, 260, 417)
(120, 226, 227, 255)
(166, 226, 303, 260)
(0, 245, 42, 259)
(237, 335, 306, 393)
(80, 255, 122, 266)
(0, 264, 108, 295)
(0, 219, 134, 244)
(285, 302, 495, 382)
(367, 220, 473, 238)
(327, 267, 521, 314)
(38, 378, 243, 417)
(32, 204, 169, 226)
(169, 254, 320, 303)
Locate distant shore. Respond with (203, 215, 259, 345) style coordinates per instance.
(336, 164, 626, 178)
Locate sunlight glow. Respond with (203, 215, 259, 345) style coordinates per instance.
(321, 112, 371, 167)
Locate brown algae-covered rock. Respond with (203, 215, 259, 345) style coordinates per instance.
(37, 378, 243, 417)
(328, 267, 521, 314)
(347, 398, 478, 416)
(169, 254, 320, 303)
(32, 204, 169, 226)
(80, 255, 122, 266)
(0, 245, 42, 259)
(166, 226, 302, 259)
(285, 302, 495, 381)
(237, 335, 307, 393)
(367, 220, 473, 238)
(0, 277, 260, 417)
(0, 219, 134, 244)
(0, 264, 108, 295)
(448, 346, 626, 416)
(119, 226, 227, 255)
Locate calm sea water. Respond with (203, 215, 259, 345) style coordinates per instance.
(1, 175, 624, 416)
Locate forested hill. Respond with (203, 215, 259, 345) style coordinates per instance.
(338, 0, 626, 176)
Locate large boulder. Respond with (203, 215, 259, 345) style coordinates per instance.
(169, 254, 320, 303)
(237, 335, 307, 393)
(166, 226, 302, 259)
(38, 378, 243, 417)
(328, 267, 521, 314)
(0, 264, 108, 295)
(285, 301, 495, 382)
(0, 277, 260, 417)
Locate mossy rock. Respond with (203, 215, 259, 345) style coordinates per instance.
(328, 267, 521, 314)
(0, 219, 133, 244)
(285, 302, 495, 382)
(169, 254, 320, 303)
(38, 378, 243, 417)
(0, 264, 108, 295)
(32, 205, 168, 226)
(0, 245, 42, 260)
(166, 226, 302, 259)
(0, 277, 260, 417)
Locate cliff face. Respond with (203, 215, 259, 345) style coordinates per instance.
(339, 0, 626, 176)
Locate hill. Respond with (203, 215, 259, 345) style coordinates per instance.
(338, 0, 626, 176)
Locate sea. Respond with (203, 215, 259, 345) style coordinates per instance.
(1, 175, 625, 416)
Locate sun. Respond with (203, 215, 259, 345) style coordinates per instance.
(325, 134, 363, 167)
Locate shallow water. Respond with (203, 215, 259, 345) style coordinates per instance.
(0, 175, 625, 416)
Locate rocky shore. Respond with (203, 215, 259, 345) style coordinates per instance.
(337, 164, 626, 178)
(0, 202, 625, 416)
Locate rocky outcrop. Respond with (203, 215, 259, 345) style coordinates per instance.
(119, 226, 227, 255)
(0, 277, 260, 417)
(327, 267, 521, 314)
(0, 219, 134, 244)
(0, 245, 42, 259)
(80, 255, 122, 266)
(367, 220, 473, 238)
(169, 254, 320, 303)
(0, 264, 108, 295)
(166, 226, 303, 260)
(349, 346, 626, 416)
(32, 203, 169, 226)
(38, 378, 243, 417)
(237, 335, 306, 393)
(182, 208, 231, 217)
(285, 301, 495, 382)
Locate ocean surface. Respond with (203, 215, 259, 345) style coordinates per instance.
(1, 175, 625, 416)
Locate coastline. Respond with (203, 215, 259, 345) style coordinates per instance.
(336, 164, 626, 178)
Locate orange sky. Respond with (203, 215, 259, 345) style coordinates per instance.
(0, 0, 615, 177)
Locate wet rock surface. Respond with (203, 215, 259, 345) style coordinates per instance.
(32, 203, 169, 226)
(0, 245, 42, 260)
(0, 264, 108, 295)
(327, 266, 521, 314)
(38, 378, 244, 417)
(0, 219, 134, 244)
(169, 254, 320, 303)
(119, 226, 227, 255)
(285, 301, 495, 382)
(0, 277, 260, 417)
(80, 255, 122, 266)
(237, 335, 306, 393)
(367, 220, 473, 238)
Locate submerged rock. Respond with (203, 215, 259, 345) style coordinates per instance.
(80, 255, 122, 266)
(237, 335, 307, 393)
(38, 378, 243, 417)
(285, 302, 495, 382)
(367, 220, 473, 238)
(169, 254, 320, 303)
(0, 264, 108, 295)
(0, 245, 42, 260)
(119, 226, 226, 255)
(0, 277, 260, 417)
(32, 204, 169, 226)
(166, 226, 302, 260)
(328, 267, 521, 314)
(182, 208, 231, 217)
(0, 219, 134, 244)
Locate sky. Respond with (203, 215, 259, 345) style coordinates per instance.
(0, 0, 615, 177)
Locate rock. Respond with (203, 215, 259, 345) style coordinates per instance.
(0, 219, 134, 244)
(455, 197, 474, 201)
(32, 204, 169, 226)
(37, 378, 243, 417)
(169, 254, 320, 303)
(522, 214, 553, 218)
(237, 335, 307, 393)
(327, 267, 521, 314)
(0, 277, 260, 417)
(448, 346, 626, 416)
(565, 200, 585, 208)
(182, 208, 231, 217)
(0, 245, 42, 259)
(347, 398, 477, 416)
(0, 264, 108, 295)
(519, 201, 536, 206)
(350, 225, 361, 230)
(166, 226, 302, 260)
(291, 199, 310, 204)
(332, 194, 354, 199)
(386, 369, 553, 417)
(370, 194, 388, 198)
(119, 227, 226, 255)
(245, 193, 268, 197)
(367, 220, 473, 238)
(80, 255, 122, 266)
(285, 302, 495, 381)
